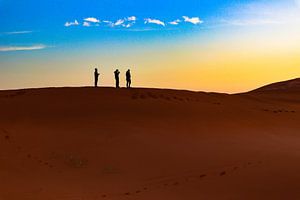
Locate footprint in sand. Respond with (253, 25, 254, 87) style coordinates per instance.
(131, 93, 140, 99)
(147, 93, 158, 99)
(140, 94, 146, 99)
(178, 98, 184, 102)
(233, 167, 238, 171)
(158, 94, 166, 99)
(165, 96, 172, 101)
(220, 171, 226, 176)
(173, 182, 179, 186)
(199, 174, 206, 178)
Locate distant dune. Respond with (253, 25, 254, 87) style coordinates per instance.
(1, 79, 300, 200)
(250, 78, 300, 93)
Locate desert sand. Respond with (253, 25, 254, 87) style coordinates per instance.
(1, 78, 300, 200)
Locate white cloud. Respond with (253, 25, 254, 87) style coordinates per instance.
(123, 16, 137, 28)
(103, 20, 114, 27)
(102, 17, 136, 28)
(144, 18, 165, 26)
(83, 22, 91, 27)
(169, 19, 181, 25)
(183, 16, 203, 25)
(123, 24, 132, 28)
(127, 16, 137, 21)
(2, 31, 33, 35)
(65, 20, 79, 27)
(0, 45, 47, 52)
(114, 19, 125, 26)
(64, 15, 206, 28)
(84, 17, 100, 23)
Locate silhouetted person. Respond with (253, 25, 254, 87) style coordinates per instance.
(94, 68, 100, 87)
(114, 69, 120, 88)
(126, 69, 131, 88)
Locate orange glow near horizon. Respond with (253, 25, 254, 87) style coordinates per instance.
(1, 22, 300, 93)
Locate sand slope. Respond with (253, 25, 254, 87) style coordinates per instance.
(1, 80, 300, 200)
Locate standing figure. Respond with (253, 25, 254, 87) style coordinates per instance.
(114, 69, 120, 88)
(126, 69, 131, 88)
(94, 68, 100, 87)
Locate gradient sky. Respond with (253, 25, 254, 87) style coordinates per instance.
(0, 0, 300, 93)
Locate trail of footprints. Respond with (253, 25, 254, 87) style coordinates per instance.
(2, 128, 262, 199)
(261, 108, 296, 114)
(132, 92, 193, 102)
(1, 129, 55, 169)
(97, 160, 263, 199)
(131, 92, 222, 105)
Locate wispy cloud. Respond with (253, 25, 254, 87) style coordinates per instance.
(127, 16, 136, 21)
(2, 31, 33, 35)
(64, 15, 206, 29)
(102, 16, 136, 28)
(103, 20, 114, 27)
(123, 24, 132, 28)
(84, 17, 100, 23)
(183, 16, 203, 25)
(123, 16, 137, 28)
(144, 18, 165, 26)
(169, 19, 181, 25)
(0, 45, 47, 52)
(83, 22, 91, 27)
(114, 19, 125, 26)
(65, 20, 79, 27)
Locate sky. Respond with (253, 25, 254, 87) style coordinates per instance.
(0, 0, 300, 93)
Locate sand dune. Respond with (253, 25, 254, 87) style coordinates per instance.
(1, 79, 300, 200)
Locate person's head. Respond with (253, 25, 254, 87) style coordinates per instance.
(128, 69, 130, 72)
(95, 68, 98, 72)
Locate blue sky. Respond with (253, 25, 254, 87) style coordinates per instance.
(0, 0, 300, 92)
(0, 0, 234, 46)
(1, 0, 298, 51)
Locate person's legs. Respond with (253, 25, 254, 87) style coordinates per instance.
(116, 79, 120, 88)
